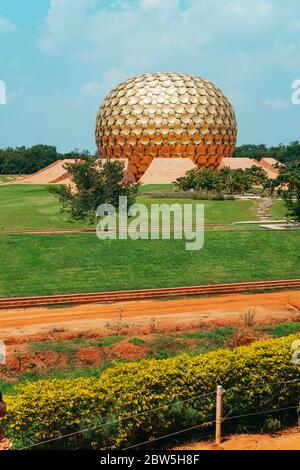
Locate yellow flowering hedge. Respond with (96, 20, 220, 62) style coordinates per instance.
(2, 334, 300, 449)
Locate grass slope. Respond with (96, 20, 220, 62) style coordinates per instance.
(270, 199, 288, 220)
(0, 230, 299, 297)
(0, 175, 22, 183)
(0, 185, 258, 230)
(0, 185, 86, 230)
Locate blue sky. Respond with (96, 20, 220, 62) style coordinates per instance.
(0, 0, 300, 153)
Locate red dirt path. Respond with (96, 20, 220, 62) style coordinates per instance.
(174, 428, 300, 450)
(0, 290, 300, 342)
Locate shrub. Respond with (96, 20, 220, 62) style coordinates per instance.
(175, 166, 269, 195)
(2, 334, 300, 449)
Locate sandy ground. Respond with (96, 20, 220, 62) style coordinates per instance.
(4, 158, 134, 186)
(174, 428, 300, 450)
(0, 290, 299, 342)
(15, 160, 75, 185)
(140, 158, 197, 184)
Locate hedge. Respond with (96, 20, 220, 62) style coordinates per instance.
(2, 334, 300, 449)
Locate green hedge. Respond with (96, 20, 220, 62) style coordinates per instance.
(2, 334, 300, 449)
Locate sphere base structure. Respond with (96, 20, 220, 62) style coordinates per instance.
(95, 72, 237, 180)
(140, 157, 197, 185)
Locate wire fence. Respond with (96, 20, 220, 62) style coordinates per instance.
(122, 404, 299, 450)
(17, 378, 300, 451)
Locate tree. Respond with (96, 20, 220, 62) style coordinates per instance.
(175, 168, 219, 192)
(175, 165, 271, 197)
(271, 161, 300, 221)
(244, 165, 268, 187)
(175, 169, 199, 191)
(218, 168, 252, 194)
(50, 158, 138, 222)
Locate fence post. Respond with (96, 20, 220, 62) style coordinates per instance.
(215, 385, 223, 446)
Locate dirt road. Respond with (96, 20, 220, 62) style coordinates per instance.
(0, 290, 299, 341)
(175, 428, 300, 450)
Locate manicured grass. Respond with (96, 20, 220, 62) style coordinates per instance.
(0, 185, 258, 230)
(0, 185, 89, 230)
(0, 230, 299, 297)
(0, 175, 22, 182)
(138, 196, 258, 225)
(138, 184, 174, 193)
(270, 199, 288, 220)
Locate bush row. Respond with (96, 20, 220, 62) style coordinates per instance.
(2, 334, 300, 449)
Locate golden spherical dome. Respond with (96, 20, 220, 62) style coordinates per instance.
(95, 72, 237, 180)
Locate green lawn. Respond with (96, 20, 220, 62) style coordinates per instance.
(0, 175, 22, 183)
(270, 199, 288, 220)
(0, 185, 296, 298)
(138, 184, 175, 193)
(0, 185, 88, 230)
(140, 196, 258, 225)
(0, 231, 299, 297)
(0, 185, 258, 230)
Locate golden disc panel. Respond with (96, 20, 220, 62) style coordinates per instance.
(95, 72, 237, 179)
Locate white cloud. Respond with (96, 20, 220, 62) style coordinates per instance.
(38, 0, 95, 52)
(0, 15, 16, 33)
(37, 0, 300, 126)
(38, 0, 284, 64)
(80, 67, 129, 98)
(80, 81, 102, 97)
(141, 0, 178, 9)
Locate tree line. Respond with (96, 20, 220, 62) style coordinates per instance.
(0, 141, 300, 175)
(0, 145, 96, 175)
(234, 141, 300, 163)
